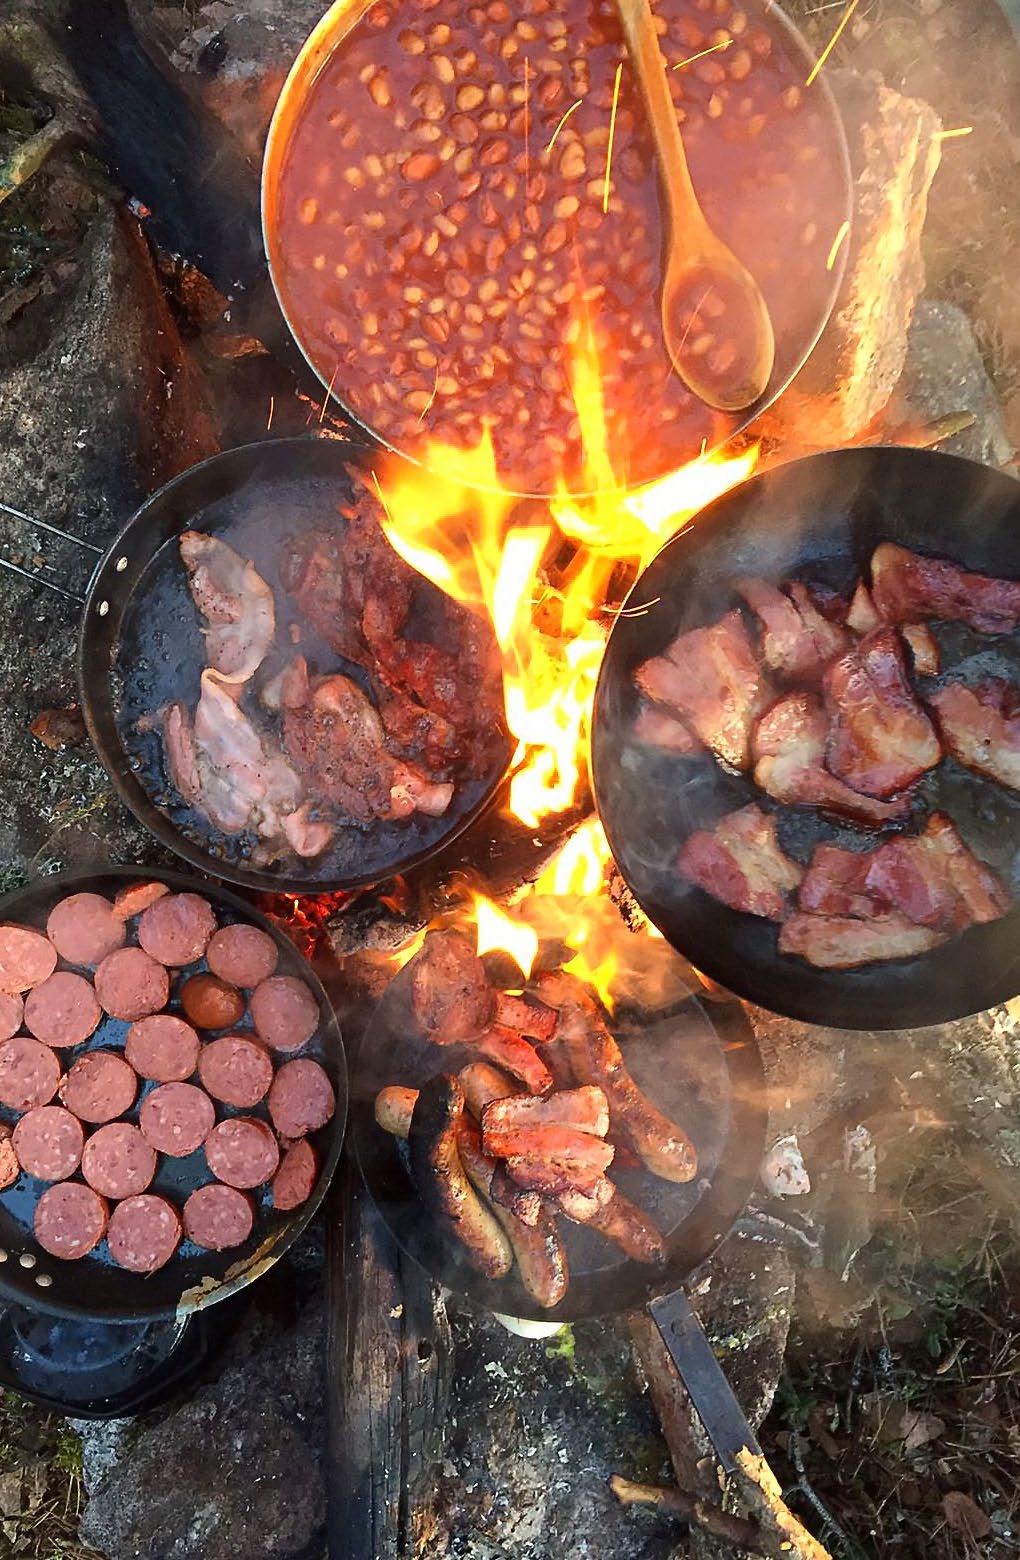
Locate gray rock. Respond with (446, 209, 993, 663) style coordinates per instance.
(883, 299, 1014, 466)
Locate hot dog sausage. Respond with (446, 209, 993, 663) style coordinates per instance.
(137, 893, 216, 966)
(45, 894, 125, 966)
(34, 1181, 108, 1260)
(139, 1082, 215, 1156)
(81, 1122, 157, 1199)
(94, 947, 169, 1021)
(0, 1036, 61, 1110)
(457, 1122, 568, 1307)
(59, 1051, 137, 1124)
(198, 1035, 273, 1108)
(12, 1106, 84, 1181)
(183, 1183, 254, 1250)
(271, 1139, 319, 1210)
(107, 1194, 181, 1272)
(206, 924, 278, 989)
(250, 976, 319, 1052)
(0, 925, 58, 993)
(203, 1116, 280, 1189)
(24, 972, 101, 1048)
(408, 1075, 512, 1280)
(267, 1058, 335, 1138)
(124, 1014, 201, 1082)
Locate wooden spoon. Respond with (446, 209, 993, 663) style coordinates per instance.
(613, 0, 776, 411)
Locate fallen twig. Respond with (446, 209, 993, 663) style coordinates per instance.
(735, 1448, 834, 1560)
(610, 1475, 770, 1554)
(0, 117, 78, 208)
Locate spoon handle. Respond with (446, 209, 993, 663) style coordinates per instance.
(613, 0, 705, 237)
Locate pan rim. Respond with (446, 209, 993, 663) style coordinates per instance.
(76, 435, 511, 896)
(0, 863, 347, 1323)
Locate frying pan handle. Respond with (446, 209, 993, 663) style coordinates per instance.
(649, 1287, 763, 1474)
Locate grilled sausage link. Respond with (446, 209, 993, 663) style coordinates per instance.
(560, 1182, 667, 1265)
(408, 1075, 513, 1279)
(458, 1123, 568, 1309)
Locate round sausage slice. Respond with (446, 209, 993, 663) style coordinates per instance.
(60, 1051, 137, 1124)
(34, 1182, 108, 1260)
(0, 990, 23, 1041)
(206, 924, 278, 989)
(204, 1116, 280, 1189)
(24, 972, 102, 1048)
(183, 1183, 254, 1250)
(139, 1082, 215, 1156)
(107, 1194, 181, 1272)
(112, 880, 169, 921)
(198, 1035, 274, 1108)
(0, 925, 58, 994)
(125, 1014, 200, 1083)
(268, 1059, 335, 1139)
(250, 976, 319, 1052)
(46, 894, 125, 967)
(0, 1125, 20, 1190)
(81, 1123, 157, 1199)
(137, 893, 216, 966)
(94, 947, 169, 1021)
(272, 1138, 319, 1211)
(0, 1036, 61, 1111)
(12, 1106, 84, 1181)
(180, 974, 244, 1031)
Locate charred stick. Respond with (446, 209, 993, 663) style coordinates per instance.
(609, 1476, 767, 1555)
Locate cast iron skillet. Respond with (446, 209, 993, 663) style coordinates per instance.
(0, 866, 347, 1323)
(352, 962, 770, 1470)
(79, 437, 511, 895)
(592, 447, 1020, 1030)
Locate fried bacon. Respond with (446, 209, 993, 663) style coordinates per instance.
(846, 581, 882, 635)
(779, 913, 944, 968)
(481, 1086, 609, 1138)
(871, 542, 1020, 635)
(823, 628, 941, 798)
(901, 623, 940, 677)
(677, 803, 802, 921)
(482, 1123, 615, 1179)
(180, 532, 275, 684)
(752, 695, 913, 827)
(407, 1075, 513, 1278)
(634, 610, 769, 770)
(503, 1154, 607, 1199)
(559, 1182, 667, 1265)
(862, 812, 1008, 934)
(736, 577, 849, 683)
(929, 681, 1020, 793)
(412, 931, 494, 1043)
(632, 706, 703, 755)
(476, 1026, 553, 1096)
(493, 992, 557, 1042)
(797, 845, 883, 918)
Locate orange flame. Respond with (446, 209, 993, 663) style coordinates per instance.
(472, 892, 538, 979)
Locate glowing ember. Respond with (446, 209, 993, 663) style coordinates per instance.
(472, 893, 539, 979)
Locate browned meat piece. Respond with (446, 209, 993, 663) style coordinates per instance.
(753, 695, 914, 826)
(632, 707, 703, 755)
(929, 681, 1020, 792)
(412, 931, 494, 1043)
(798, 845, 884, 918)
(456, 1123, 568, 1307)
(737, 577, 849, 682)
(487, 1167, 544, 1227)
(555, 1002, 698, 1183)
(871, 542, 1020, 635)
(493, 992, 557, 1042)
(823, 629, 941, 798)
(503, 1154, 607, 1199)
(779, 912, 945, 968)
(634, 610, 769, 770)
(901, 624, 940, 677)
(179, 532, 275, 683)
(407, 1075, 513, 1279)
(281, 660, 453, 824)
(846, 581, 881, 635)
(475, 1026, 553, 1096)
(559, 1182, 667, 1265)
(678, 804, 802, 921)
(862, 812, 1009, 934)
(481, 1086, 609, 1138)
(481, 1122, 615, 1177)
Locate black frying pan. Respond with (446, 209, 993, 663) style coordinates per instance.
(592, 447, 1020, 1029)
(351, 962, 770, 1472)
(0, 866, 346, 1323)
(79, 437, 511, 895)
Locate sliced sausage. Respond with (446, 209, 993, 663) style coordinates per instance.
(59, 1051, 137, 1124)
(12, 1106, 84, 1181)
(81, 1122, 157, 1199)
(0, 924, 58, 994)
(198, 1035, 273, 1108)
(250, 976, 319, 1052)
(125, 1014, 200, 1082)
(139, 1081, 215, 1156)
(94, 947, 169, 1021)
(112, 880, 169, 921)
(0, 1125, 19, 1190)
(268, 1058, 335, 1139)
(24, 972, 102, 1048)
(204, 1116, 280, 1189)
(107, 1194, 181, 1272)
(179, 973, 244, 1031)
(0, 990, 24, 1041)
(137, 893, 216, 966)
(34, 1181, 108, 1260)
(206, 924, 278, 988)
(0, 1036, 61, 1110)
(46, 894, 125, 967)
(271, 1138, 319, 1211)
(183, 1183, 254, 1250)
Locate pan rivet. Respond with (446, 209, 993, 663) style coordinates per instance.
(98, 601, 109, 617)
(19, 1253, 36, 1269)
(35, 1273, 53, 1288)
(116, 556, 128, 572)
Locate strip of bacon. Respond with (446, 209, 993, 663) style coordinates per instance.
(797, 844, 886, 918)
(779, 913, 945, 968)
(929, 681, 1020, 793)
(737, 577, 849, 683)
(901, 623, 940, 677)
(871, 542, 1020, 635)
(481, 1121, 615, 1174)
(824, 628, 941, 798)
(678, 803, 802, 921)
(632, 706, 703, 755)
(846, 581, 882, 635)
(753, 695, 914, 827)
(475, 1026, 554, 1096)
(481, 1086, 609, 1139)
(504, 1155, 609, 1199)
(862, 812, 1009, 934)
(493, 992, 558, 1043)
(634, 610, 770, 770)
